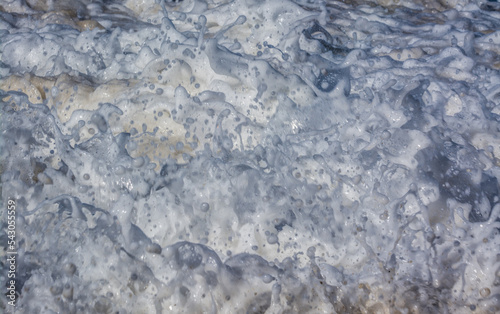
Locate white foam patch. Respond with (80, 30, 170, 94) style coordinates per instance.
(1, 0, 500, 313)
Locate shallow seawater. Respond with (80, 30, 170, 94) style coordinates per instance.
(1, 0, 500, 312)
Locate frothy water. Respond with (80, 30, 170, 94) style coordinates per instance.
(1, 0, 500, 312)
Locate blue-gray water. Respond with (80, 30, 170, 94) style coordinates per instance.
(1, 0, 500, 312)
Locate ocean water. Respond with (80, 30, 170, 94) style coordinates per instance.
(1, 0, 500, 312)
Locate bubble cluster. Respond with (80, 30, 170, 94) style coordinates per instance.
(1, 0, 500, 313)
